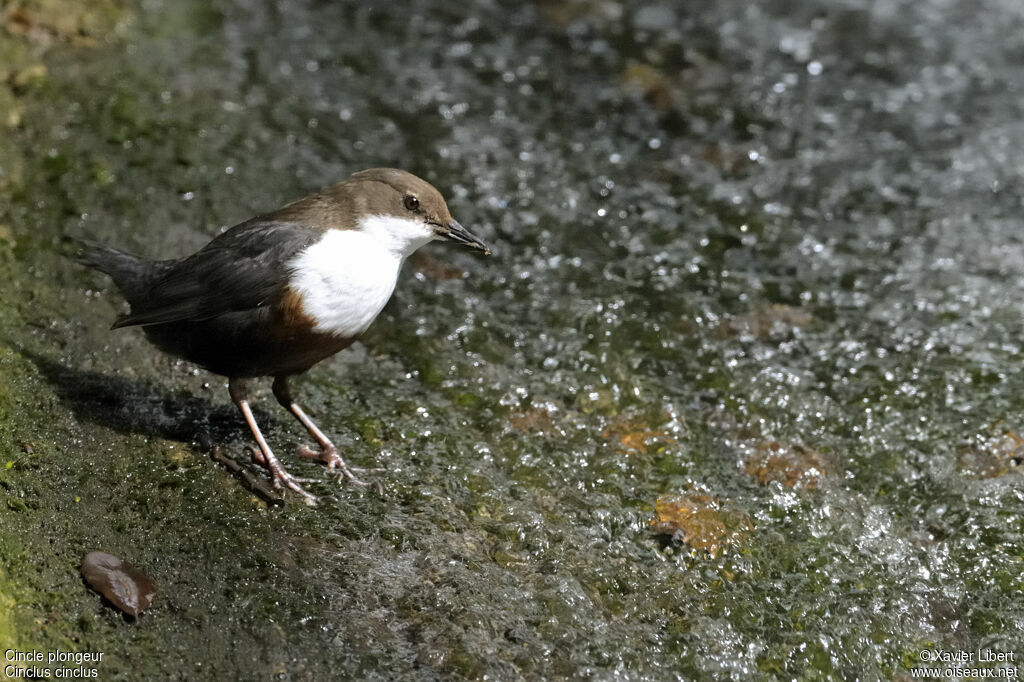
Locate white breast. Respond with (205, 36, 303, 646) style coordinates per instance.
(286, 216, 435, 338)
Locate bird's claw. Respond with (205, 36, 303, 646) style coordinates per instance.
(250, 447, 318, 505)
(270, 469, 319, 505)
(296, 444, 382, 486)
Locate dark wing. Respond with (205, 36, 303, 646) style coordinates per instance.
(112, 220, 317, 328)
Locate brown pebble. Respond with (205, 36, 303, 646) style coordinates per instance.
(80, 551, 156, 617)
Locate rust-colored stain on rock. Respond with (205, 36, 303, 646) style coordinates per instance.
(651, 491, 752, 558)
(744, 440, 835, 489)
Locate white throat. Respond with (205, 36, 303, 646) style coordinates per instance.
(287, 215, 435, 338)
(359, 213, 436, 259)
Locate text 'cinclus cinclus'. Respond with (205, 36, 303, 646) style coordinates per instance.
(75, 168, 490, 504)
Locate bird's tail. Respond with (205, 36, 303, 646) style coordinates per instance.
(69, 238, 159, 309)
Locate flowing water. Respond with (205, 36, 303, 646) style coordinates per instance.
(2, 0, 1024, 679)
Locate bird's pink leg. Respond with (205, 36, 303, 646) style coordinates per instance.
(229, 378, 318, 504)
(273, 376, 381, 486)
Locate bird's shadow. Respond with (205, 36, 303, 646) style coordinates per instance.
(21, 349, 261, 451)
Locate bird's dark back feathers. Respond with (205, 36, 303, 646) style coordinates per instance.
(74, 221, 317, 330)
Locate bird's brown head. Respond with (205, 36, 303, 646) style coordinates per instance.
(337, 168, 490, 256)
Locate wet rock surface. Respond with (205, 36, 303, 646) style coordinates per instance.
(2, 0, 1024, 678)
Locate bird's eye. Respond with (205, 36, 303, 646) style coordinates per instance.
(403, 195, 420, 211)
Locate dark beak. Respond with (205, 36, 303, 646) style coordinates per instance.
(442, 219, 491, 255)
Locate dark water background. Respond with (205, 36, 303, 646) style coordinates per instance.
(2, 0, 1024, 678)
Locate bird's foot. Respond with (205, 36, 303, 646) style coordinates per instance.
(296, 444, 384, 486)
(249, 447, 319, 505)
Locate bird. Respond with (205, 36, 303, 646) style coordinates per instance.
(74, 168, 490, 503)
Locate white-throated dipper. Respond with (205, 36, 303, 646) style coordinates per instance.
(76, 168, 490, 503)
